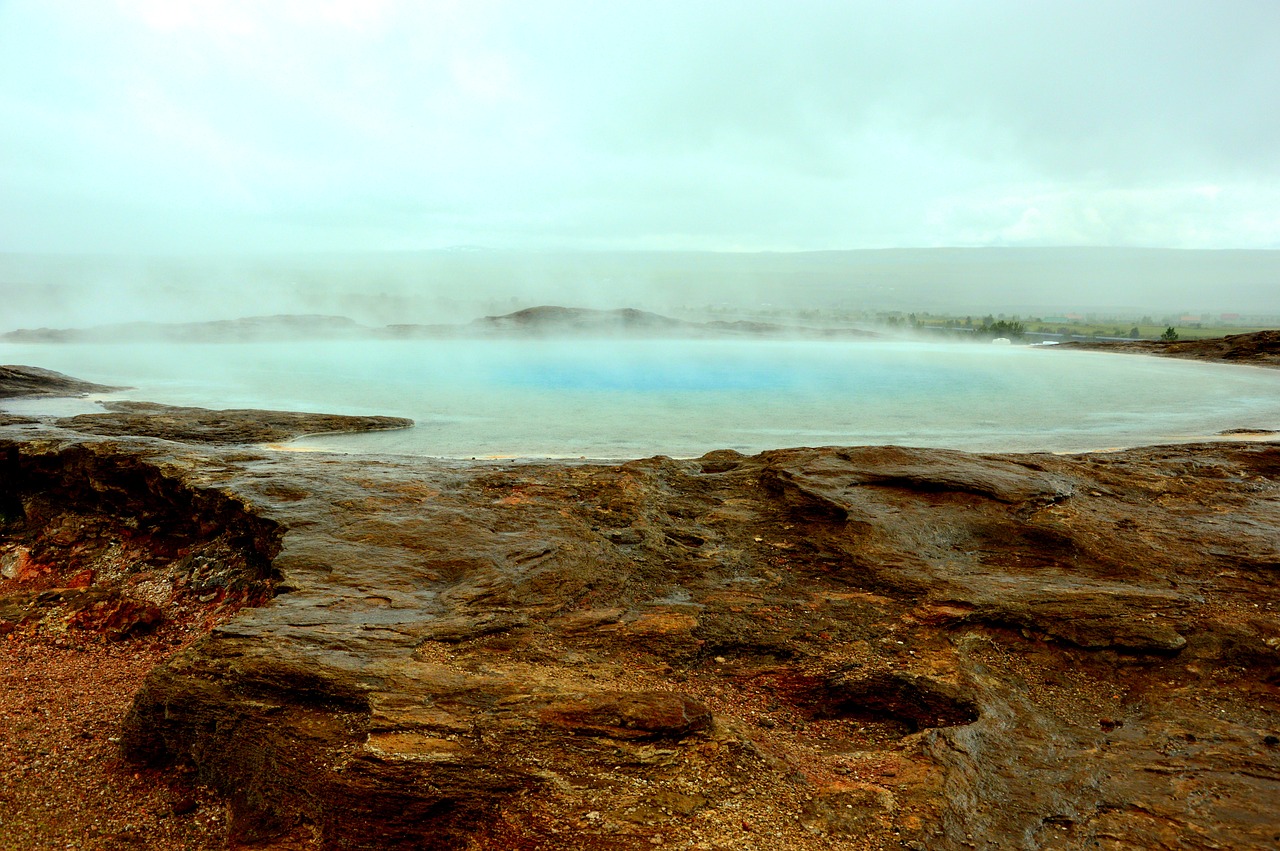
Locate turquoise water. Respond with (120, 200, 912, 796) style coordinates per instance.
(2, 339, 1277, 458)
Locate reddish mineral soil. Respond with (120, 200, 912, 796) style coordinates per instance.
(0, 438, 282, 850)
(1, 635, 230, 850)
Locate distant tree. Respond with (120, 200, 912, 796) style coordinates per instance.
(1161, 326, 1179, 341)
(1128, 326, 1141, 338)
(978, 319, 1026, 339)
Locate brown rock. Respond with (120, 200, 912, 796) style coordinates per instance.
(1, 425, 1278, 848)
(1057, 328, 1280, 367)
(540, 692, 711, 740)
(0, 364, 121, 398)
(67, 592, 163, 639)
(57, 401, 413, 445)
(66, 568, 94, 588)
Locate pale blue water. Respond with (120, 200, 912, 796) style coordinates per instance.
(2, 339, 1277, 458)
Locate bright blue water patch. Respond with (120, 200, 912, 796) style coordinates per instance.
(2, 338, 1277, 458)
(500, 355, 788, 392)
(496, 341, 981, 396)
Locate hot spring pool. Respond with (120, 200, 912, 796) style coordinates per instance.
(2, 338, 1277, 458)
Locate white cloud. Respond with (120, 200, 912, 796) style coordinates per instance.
(1, 0, 1278, 251)
(927, 183, 1280, 248)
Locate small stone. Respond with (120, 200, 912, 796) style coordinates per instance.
(67, 569, 95, 589)
(170, 792, 198, 815)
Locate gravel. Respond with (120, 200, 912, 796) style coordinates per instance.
(0, 632, 231, 850)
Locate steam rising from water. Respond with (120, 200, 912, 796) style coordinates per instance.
(3, 338, 1276, 459)
(4, 248, 1280, 334)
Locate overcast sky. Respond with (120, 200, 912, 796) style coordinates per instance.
(2, 0, 1278, 253)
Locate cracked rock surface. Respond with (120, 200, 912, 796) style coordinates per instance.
(4, 424, 1278, 849)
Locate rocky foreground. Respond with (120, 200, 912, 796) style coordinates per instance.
(1, 362, 1279, 849)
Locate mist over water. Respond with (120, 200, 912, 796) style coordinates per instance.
(2, 4, 1279, 472)
(3, 338, 1277, 459)
(4, 249, 1278, 461)
(4, 249, 1280, 330)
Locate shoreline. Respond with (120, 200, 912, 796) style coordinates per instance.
(6, 331, 1278, 461)
(2, 349, 1279, 848)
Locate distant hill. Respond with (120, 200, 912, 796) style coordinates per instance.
(474, 306, 691, 333)
(393, 305, 878, 338)
(4, 249, 1280, 330)
(0, 306, 880, 342)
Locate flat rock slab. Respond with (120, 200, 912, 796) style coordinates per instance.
(0, 364, 122, 398)
(57, 401, 414, 445)
(2, 430, 1279, 850)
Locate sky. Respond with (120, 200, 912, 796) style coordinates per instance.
(1, 0, 1279, 254)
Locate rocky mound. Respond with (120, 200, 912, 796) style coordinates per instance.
(1057, 329, 1280, 367)
(0, 364, 121, 398)
(56, 401, 414, 445)
(474, 305, 692, 334)
(2, 427, 1276, 849)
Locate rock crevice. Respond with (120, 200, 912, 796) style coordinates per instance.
(3, 424, 1279, 849)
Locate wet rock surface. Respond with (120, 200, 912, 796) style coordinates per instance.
(56, 401, 414, 445)
(0, 436, 287, 849)
(0, 364, 121, 398)
(0, 438, 282, 641)
(3, 423, 1278, 849)
(1057, 329, 1280, 368)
